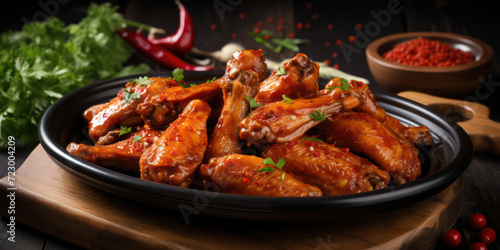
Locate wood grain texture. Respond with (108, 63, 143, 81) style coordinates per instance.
(1, 145, 463, 250)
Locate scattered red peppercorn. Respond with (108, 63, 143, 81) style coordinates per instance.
(288, 33, 295, 38)
(469, 213, 487, 230)
(263, 34, 270, 40)
(323, 59, 330, 66)
(349, 35, 355, 43)
(382, 37, 475, 67)
(333, 64, 339, 69)
(279, 18, 284, 24)
(231, 33, 237, 39)
(327, 24, 333, 30)
(356, 23, 362, 29)
(336, 39, 342, 45)
(332, 52, 338, 58)
(311, 13, 319, 19)
(267, 17, 273, 23)
(239, 13, 245, 19)
(480, 227, 496, 245)
(297, 23, 303, 29)
(210, 24, 216, 30)
(254, 27, 261, 34)
(469, 242, 487, 250)
(306, 2, 312, 9)
(442, 229, 462, 248)
(325, 42, 331, 48)
(257, 21, 263, 27)
(276, 25, 283, 31)
(243, 177, 250, 183)
(305, 23, 311, 29)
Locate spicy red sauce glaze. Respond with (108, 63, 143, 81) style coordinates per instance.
(382, 37, 475, 67)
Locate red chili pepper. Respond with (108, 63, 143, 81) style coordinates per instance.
(117, 28, 213, 71)
(147, 0, 194, 56)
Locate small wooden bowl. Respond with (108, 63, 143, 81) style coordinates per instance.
(366, 32, 493, 98)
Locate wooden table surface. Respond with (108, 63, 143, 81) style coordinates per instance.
(1, 0, 499, 249)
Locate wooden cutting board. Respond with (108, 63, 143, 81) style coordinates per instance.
(1, 145, 463, 250)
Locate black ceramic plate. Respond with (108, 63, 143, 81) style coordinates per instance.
(39, 71, 473, 222)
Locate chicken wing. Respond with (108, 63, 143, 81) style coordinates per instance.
(322, 78, 433, 146)
(66, 126, 162, 175)
(262, 136, 391, 195)
(140, 99, 211, 188)
(204, 80, 256, 162)
(88, 77, 174, 142)
(254, 53, 319, 104)
(224, 49, 267, 84)
(137, 81, 220, 130)
(313, 111, 421, 184)
(239, 89, 361, 145)
(196, 154, 323, 197)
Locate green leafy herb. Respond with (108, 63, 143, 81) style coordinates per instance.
(276, 66, 286, 76)
(326, 78, 350, 92)
(309, 110, 326, 122)
(303, 137, 323, 142)
(119, 126, 132, 136)
(259, 157, 286, 181)
(190, 83, 197, 87)
(206, 76, 217, 83)
(131, 76, 151, 86)
(247, 29, 310, 54)
(122, 88, 140, 103)
(0, 3, 149, 147)
(133, 135, 142, 141)
(282, 94, 293, 103)
(246, 96, 262, 109)
(271, 37, 310, 52)
(172, 68, 185, 87)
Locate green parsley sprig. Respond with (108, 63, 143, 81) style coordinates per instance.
(309, 110, 326, 122)
(119, 126, 132, 136)
(259, 157, 287, 181)
(326, 78, 350, 92)
(282, 94, 293, 103)
(276, 66, 286, 76)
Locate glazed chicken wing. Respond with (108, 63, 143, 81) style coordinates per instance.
(140, 99, 211, 188)
(88, 77, 174, 142)
(254, 53, 320, 104)
(196, 154, 323, 197)
(239, 89, 361, 145)
(313, 111, 421, 184)
(66, 126, 162, 175)
(204, 80, 257, 162)
(322, 78, 433, 146)
(262, 136, 390, 195)
(225, 49, 267, 84)
(137, 81, 220, 130)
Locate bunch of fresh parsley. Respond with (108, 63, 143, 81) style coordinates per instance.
(0, 3, 149, 147)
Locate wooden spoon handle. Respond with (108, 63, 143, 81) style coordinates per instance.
(398, 91, 500, 154)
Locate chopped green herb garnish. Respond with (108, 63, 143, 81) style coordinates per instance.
(172, 68, 186, 87)
(122, 88, 140, 103)
(206, 76, 217, 83)
(326, 78, 349, 92)
(131, 76, 151, 86)
(271, 37, 310, 52)
(303, 137, 323, 142)
(282, 94, 293, 103)
(190, 83, 197, 87)
(259, 157, 286, 181)
(246, 96, 262, 109)
(309, 110, 326, 122)
(119, 126, 132, 136)
(133, 135, 142, 141)
(276, 66, 286, 75)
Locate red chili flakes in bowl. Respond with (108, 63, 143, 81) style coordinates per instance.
(382, 37, 475, 67)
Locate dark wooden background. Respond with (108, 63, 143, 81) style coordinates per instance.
(1, 0, 499, 249)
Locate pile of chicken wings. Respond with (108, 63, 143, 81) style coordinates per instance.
(67, 49, 433, 197)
